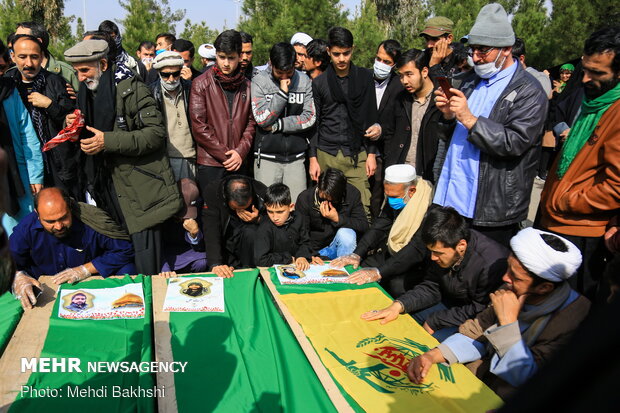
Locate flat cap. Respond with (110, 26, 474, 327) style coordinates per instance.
(64, 39, 109, 63)
(153, 51, 184, 70)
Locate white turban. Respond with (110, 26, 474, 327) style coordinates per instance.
(198, 43, 216, 60)
(290, 32, 313, 46)
(510, 227, 582, 282)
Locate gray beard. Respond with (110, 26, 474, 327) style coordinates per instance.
(85, 79, 99, 91)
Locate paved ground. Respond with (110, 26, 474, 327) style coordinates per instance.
(525, 178, 545, 227)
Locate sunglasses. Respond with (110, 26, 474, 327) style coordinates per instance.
(160, 70, 181, 79)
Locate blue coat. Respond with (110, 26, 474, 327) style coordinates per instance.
(9, 211, 136, 278)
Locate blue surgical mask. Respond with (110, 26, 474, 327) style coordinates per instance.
(387, 196, 406, 210)
(373, 60, 392, 80)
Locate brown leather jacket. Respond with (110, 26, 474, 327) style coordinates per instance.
(189, 67, 256, 167)
(540, 99, 620, 237)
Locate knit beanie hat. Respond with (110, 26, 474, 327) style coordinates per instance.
(467, 3, 515, 47)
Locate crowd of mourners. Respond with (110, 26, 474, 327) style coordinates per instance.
(0, 2, 619, 403)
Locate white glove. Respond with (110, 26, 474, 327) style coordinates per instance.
(12, 271, 42, 310)
(52, 265, 91, 285)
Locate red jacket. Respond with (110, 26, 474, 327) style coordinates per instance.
(189, 67, 256, 167)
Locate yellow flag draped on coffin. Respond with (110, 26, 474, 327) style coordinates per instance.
(280, 288, 503, 413)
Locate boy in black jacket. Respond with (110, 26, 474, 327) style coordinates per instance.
(254, 183, 322, 269)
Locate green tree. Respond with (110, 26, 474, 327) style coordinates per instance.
(75, 17, 85, 40)
(0, 0, 29, 45)
(510, 0, 549, 69)
(427, 1, 517, 43)
(117, 0, 185, 55)
(373, 0, 429, 49)
(180, 19, 218, 70)
(349, 0, 385, 67)
(47, 14, 75, 60)
(239, 0, 347, 65)
(21, 0, 66, 38)
(0, 0, 74, 61)
(542, 0, 597, 67)
(590, 0, 620, 29)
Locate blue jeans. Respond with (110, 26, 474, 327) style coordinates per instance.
(412, 302, 459, 342)
(318, 228, 357, 259)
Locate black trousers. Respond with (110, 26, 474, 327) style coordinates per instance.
(472, 223, 519, 249)
(225, 223, 257, 268)
(196, 163, 252, 190)
(131, 225, 162, 275)
(369, 156, 384, 220)
(550, 232, 611, 303)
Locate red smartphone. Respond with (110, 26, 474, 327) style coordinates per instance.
(436, 76, 454, 99)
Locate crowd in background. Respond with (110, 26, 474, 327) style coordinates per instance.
(1, 2, 619, 406)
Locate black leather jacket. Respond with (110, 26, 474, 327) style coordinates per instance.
(7, 67, 78, 196)
(437, 63, 548, 226)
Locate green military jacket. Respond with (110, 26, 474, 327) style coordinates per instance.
(45, 54, 80, 92)
(103, 71, 183, 234)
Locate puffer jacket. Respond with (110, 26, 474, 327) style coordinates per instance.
(103, 74, 183, 234)
(189, 67, 256, 167)
(437, 63, 548, 226)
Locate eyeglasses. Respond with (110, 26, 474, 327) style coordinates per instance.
(159, 70, 181, 79)
(466, 46, 496, 57)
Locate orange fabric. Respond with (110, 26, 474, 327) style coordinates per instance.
(540, 100, 620, 237)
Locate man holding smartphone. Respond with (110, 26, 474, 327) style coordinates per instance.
(432, 3, 548, 247)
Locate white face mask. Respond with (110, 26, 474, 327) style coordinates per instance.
(466, 56, 474, 68)
(373, 60, 392, 80)
(474, 49, 506, 79)
(161, 78, 181, 91)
